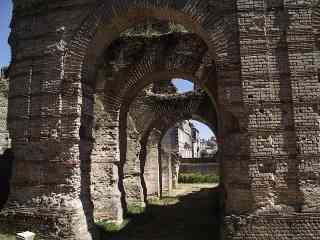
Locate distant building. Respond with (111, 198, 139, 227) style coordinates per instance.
(162, 120, 217, 158)
(199, 136, 218, 158)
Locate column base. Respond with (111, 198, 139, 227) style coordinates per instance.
(0, 205, 94, 240)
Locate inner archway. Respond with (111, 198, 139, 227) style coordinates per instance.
(160, 119, 219, 192)
(110, 115, 222, 239)
(75, 12, 240, 239)
(103, 61, 222, 238)
(2, 1, 317, 240)
(1, 1, 246, 239)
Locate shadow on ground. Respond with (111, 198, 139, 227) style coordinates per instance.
(96, 185, 221, 240)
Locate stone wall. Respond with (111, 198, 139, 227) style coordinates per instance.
(224, 213, 320, 240)
(1, 0, 320, 239)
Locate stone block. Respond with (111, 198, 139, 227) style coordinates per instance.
(16, 232, 35, 240)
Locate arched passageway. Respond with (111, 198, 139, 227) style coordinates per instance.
(1, 1, 320, 240)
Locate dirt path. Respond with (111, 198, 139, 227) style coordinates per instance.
(102, 184, 221, 240)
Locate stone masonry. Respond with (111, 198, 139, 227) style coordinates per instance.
(0, 0, 319, 239)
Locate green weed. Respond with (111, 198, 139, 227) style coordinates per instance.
(178, 173, 219, 184)
(96, 219, 130, 233)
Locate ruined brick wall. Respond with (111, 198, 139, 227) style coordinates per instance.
(122, 114, 144, 208)
(0, 1, 99, 238)
(1, 0, 320, 239)
(221, 1, 320, 239)
(131, 91, 217, 199)
(83, 95, 122, 222)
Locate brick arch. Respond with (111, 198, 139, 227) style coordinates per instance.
(140, 92, 217, 139)
(68, 0, 235, 87)
(5, 1, 320, 239)
(139, 95, 217, 156)
(119, 87, 217, 200)
(62, 0, 238, 137)
(103, 32, 220, 210)
(159, 115, 216, 143)
(81, 32, 217, 169)
(138, 104, 244, 211)
(56, 0, 239, 236)
(96, 33, 210, 109)
(140, 107, 216, 198)
(72, 4, 238, 223)
(79, 31, 218, 219)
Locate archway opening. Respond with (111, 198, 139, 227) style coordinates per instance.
(102, 67, 222, 239)
(161, 119, 219, 190)
(111, 117, 221, 240)
(171, 78, 195, 93)
(80, 12, 224, 239)
(1, 0, 251, 239)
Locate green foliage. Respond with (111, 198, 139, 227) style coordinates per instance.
(178, 173, 219, 184)
(121, 19, 190, 37)
(96, 219, 130, 233)
(127, 204, 146, 215)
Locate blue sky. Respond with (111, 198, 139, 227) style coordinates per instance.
(172, 79, 214, 140)
(0, 1, 12, 69)
(0, 4, 213, 139)
(191, 120, 214, 140)
(172, 78, 194, 93)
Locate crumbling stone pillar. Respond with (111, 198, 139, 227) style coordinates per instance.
(86, 97, 123, 223)
(122, 115, 145, 210)
(144, 129, 161, 198)
(0, 40, 93, 239)
(286, 1, 320, 211)
(236, 0, 298, 212)
(221, 112, 252, 215)
(171, 153, 181, 189)
(160, 149, 173, 196)
(222, 1, 320, 239)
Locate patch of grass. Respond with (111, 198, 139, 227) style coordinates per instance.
(178, 173, 219, 184)
(127, 204, 146, 215)
(96, 219, 130, 233)
(148, 197, 180, 206)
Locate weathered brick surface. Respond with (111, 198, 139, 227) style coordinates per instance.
(0, 0, 319, 239)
